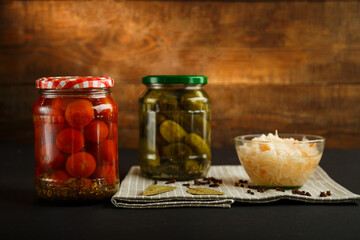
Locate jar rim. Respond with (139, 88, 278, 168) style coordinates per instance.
(39, 88, 111, 96)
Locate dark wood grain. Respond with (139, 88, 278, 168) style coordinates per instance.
(1, 1, 360, 85)
(0, 1, 359, 148)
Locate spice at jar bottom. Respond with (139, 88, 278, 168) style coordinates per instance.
(35, 177, 119, 201)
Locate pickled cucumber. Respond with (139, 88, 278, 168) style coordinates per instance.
(156, 130, 168, 147)
(180, 113, 210, 140)
(162, 143, 192, 163)
(162, 111, 180, 123)
(140, 111, 157, 139)
(163, 112, 210, 138)
(142, 89, 167, 104)
(159, 120, 187, 143)
(139, 140, 160, 167)
(180, 90, 209, 111)
(158, 92, 179, 112)
(184, 133, 211, 158)
(145, 152, 161, 168)
(185, 159, 203, 173)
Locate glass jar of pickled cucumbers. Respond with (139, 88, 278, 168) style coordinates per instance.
(139, 75, 211, 180)
(33, 76, 119, 202)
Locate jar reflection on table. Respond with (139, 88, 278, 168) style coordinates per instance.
(139, 75, 211, 180)
(33, 76, 119, 202)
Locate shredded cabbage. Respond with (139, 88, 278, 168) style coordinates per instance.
(236, 132, 322, 187)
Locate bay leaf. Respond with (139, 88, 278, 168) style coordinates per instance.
(141, 184, 177, 196)
(187, 188, 225, 195)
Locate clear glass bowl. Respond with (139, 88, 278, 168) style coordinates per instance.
(234, 134, 325, 189)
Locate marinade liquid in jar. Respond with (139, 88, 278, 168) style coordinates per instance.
(33, 76, 119, 201)
(139, 75, 211, 180)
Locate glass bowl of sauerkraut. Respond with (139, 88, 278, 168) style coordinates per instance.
(234, 132, 325, 188)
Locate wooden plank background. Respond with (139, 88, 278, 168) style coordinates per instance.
(0, 0, 359, 148)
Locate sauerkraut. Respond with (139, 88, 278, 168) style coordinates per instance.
(236, 132, 322, 187)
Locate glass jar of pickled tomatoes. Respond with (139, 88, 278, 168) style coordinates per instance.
(33, 76, 119, 201)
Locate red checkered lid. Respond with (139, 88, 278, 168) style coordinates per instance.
(35, 76, 114, 89)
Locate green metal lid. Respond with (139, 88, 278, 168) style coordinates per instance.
(142, 75, 207, 84)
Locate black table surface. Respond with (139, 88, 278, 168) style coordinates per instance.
(0, 143, 359, 240)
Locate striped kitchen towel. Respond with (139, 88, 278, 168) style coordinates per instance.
(111, 165, 360, 208)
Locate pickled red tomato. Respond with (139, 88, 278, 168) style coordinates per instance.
(33, 97, 66, 131)
(99, 139, 117, 165)
(66, 152, 96, 178)
(33, 97, 53, 116)
(107, 122, 118, 140)
(91, 98, 118, 121)
(65, 99, 94, 128)
(49, 170, 70, 185)
(51, 98, 69, 115)
(38, 143, 66, 170)
(84, 120, 109, 143)
(91, 166, 117, 184)
(56, 128, 84, 154)
(85, 142, 101, 163)
(86, 139, 117, 166)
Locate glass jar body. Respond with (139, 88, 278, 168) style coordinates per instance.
(33, 88, 119, 201)
(139, 84, 211, 180)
